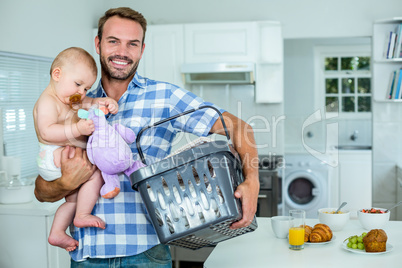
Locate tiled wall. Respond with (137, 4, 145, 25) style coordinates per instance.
(372, 102, 402, 220)
(284, 116, 372, 153)
(190, 84, 285, 156)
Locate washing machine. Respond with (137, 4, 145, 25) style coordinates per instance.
(283, 153, 330, 218)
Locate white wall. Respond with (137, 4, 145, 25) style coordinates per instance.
(283, 37, 372, 153)
(2, 0, 402, 57)
(119, 0, 402, 38)
(0, 0, 102, 58)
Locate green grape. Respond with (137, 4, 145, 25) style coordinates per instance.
(345, 233, 367, 251)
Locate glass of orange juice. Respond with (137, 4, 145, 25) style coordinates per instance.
(289, 210, 305, 250)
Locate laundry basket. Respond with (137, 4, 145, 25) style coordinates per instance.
(129, 105, 258, 250)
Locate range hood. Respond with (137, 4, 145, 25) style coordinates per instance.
(181, 62, 255, 84)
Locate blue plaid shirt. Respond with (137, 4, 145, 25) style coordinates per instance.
(69, 73, 223, 261)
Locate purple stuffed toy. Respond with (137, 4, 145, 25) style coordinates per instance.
(78, 105, 145, 199)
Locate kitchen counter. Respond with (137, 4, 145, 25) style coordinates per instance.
(0, 198, 63, 216)
(204, 217, 402, 268)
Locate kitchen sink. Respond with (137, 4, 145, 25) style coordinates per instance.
(335, 145, 372, 150)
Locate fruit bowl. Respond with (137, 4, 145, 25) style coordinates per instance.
(318, 208, 350, 231)
(357, 208, 390, 230)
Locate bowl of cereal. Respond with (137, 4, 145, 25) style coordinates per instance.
(318, 208, 350, 231)
(358, 208, 390, 230)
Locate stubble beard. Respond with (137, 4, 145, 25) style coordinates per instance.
(99, 47, 139, 81)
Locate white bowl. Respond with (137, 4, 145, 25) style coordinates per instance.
(357, 208, 390, 230)
(318, 208, 350, 231)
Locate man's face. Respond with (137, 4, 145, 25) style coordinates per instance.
(96, 16, 145, 81)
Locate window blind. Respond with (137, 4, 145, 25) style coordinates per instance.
(0, 51, 52, 179)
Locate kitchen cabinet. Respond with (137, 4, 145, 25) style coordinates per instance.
(184, 22, 257, 63)
(170, 245, 213, 267)
(372, 18, 402, 102)
(141, 24, 185, 87)
(142, 21, 283, 104)
(0, 200, 69, 268)
(338, 150, 372, 215)
(255, 21, 283, 103)
(184, 21, 283, 103)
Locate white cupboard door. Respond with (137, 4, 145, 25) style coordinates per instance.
(255, 63, 283, 103)
(184, 22, 256, 63)
(258, 22, 283, 64)
(142, 24, 185, 87)
(339, 151, 372, 214)
(255, 22, 283, 103)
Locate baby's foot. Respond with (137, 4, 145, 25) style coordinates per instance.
(74, 214, 106, 229)
(48, 232, 78, 252)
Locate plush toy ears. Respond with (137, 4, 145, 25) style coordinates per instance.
(95, 109, 105, 117)
(77, 108, 105, 119)
(78, 109, 89, 119)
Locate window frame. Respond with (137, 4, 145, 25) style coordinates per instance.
(0, 51, 53, 179)
(314, 45, 372, 119)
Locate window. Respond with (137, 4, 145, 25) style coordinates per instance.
(0, 52, 52, 179)
(315, 46, 371, 117)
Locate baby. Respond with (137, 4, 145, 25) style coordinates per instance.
(33, 47, 118, 251)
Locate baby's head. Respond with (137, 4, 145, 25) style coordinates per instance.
(50, 47, 98, 108)
(50, 47, 97, 78)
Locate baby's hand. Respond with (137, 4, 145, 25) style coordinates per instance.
(99, 98, 119, 114)
(77, 119, 95, 136)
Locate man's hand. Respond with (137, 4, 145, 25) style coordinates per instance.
(34, 146, 96, 202)
(230, 179, 259, 229)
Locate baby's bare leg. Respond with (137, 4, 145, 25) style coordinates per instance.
(48, 192, 79, 251)
(73, 169, 106, 229)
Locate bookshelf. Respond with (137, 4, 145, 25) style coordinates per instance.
(373, 18, 402, 102)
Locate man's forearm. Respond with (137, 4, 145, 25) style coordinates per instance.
(34, 175, 72, 202)
(211, 112, 259, 180)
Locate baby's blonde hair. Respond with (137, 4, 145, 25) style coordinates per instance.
(50, 47, 97, 77)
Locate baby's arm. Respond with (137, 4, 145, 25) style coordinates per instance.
(35, 95, 94, 144)
(83, 96, 119, 114)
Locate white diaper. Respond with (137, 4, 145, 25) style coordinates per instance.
(36, 143, 62, 181)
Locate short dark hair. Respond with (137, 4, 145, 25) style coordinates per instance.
(98, 7, 147, 44)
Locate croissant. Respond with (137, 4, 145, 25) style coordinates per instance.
(304, 225, 313, 242)
(309, 224, 333, 243)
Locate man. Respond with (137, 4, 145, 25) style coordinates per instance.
(35, 7, 259, 267)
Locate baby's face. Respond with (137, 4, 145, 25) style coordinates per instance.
(56, 62, 96, 107)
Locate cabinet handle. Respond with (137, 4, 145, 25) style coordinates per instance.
(258, 194, 267, 199)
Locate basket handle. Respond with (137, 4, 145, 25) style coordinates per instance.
(136, 105, 231, 165)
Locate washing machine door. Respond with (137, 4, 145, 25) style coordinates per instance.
(285, 169, 325, 211)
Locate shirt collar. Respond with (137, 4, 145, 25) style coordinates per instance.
(92, 72, 146, 97)
(132, 72, 146, 89)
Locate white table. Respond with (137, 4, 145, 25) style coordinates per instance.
(204, 217, 402, 268)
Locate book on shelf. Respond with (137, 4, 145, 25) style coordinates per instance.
(388, 32, 397, 59)
(396, 68, 402, 99)
(395, 23, 402, 58)
(384, 25, 402, 59)
(387, 70, 397, 99)
(386, 31, 393, 59)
